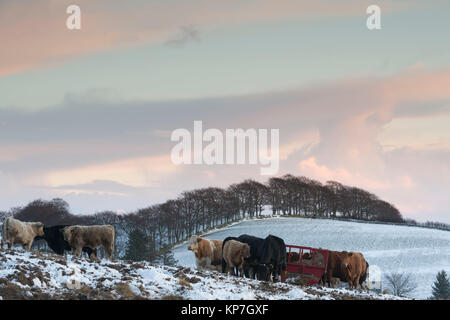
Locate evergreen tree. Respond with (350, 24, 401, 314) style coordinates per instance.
(122, 228, 151, 262)
(156, 247, 178, 266)
(431, 270, 450, 300)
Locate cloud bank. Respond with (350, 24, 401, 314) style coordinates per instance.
(0, 68, 449, 221)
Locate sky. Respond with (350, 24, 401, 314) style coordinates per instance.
(1, 0, 449, 223)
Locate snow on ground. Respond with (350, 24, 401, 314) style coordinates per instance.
(0, 248, 402, 300)
(172, 217, 450, 299)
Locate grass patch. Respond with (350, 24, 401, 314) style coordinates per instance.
(115, 282, 137, 300)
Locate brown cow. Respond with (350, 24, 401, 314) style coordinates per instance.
(340, 251, 368, 289)
(1, 217, 44, 251)
(188, 235, 223, 271)
(321, 250, 348, 288)
(61, 225, 115, 261)
(321, 250, 368, 290)
(222, 240, 251, 277)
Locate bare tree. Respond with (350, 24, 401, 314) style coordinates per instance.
(5, 172, 408, 264)
(385, 272, 417, 297)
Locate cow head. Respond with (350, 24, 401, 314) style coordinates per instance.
(33, 222, 45, 237)
(241, 243, 251, 259)
(256, 264, 272, 281)
(187, 235, 201, 253)
(340, 252, 354, 281)
(61, 226, 74, 242)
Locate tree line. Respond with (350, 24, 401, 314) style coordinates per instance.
(1, 174, 443, 263)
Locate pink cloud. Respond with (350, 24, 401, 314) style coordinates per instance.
(378, 68, 450, 103)
(298, 156, 391, 190)
(0, 0, 414, 77)
(35, 155, 179, 188)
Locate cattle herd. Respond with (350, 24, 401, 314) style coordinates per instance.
(1, 217, 115, 262)
(1, 217, 369, 292)
(188, 234, 370, 290)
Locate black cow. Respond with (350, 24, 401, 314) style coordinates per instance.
(35, 225, 97, 259)
(222, 234, 266, 279)
(256, 235, 287, 282)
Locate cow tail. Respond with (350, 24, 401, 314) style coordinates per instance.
(110, 226, 115, 259)
(221, 237, 231, 273)
(221, 239, 226, 273)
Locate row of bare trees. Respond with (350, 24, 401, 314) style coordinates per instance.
(0, 174, 405, 261)
(268, 175, 403, 222)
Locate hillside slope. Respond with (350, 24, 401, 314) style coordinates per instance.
(173, 217, 450, 298)
(0, 249, 403, 300)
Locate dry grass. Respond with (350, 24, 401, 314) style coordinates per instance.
(177, 276, 193, 290)
(114, 282, 137, 300)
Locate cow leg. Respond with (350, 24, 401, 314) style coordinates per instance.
(273, 265, 278, 282)
(106, 242, 114, 261)
(327, 272, 333, 288)
(76, 247, 83, 258)
(243, 265, 250, 278)
(237, 261, 245, 277)
(8, 237, 15, 250)
(72, 247, 81, 259)
(204, 258, 212, 269)
(348, 279, 354, 290)
(24, 242, 32, 251)
(274, 265, 282, 283)
(221, 259, 227, 273)
(92, 248, 98, 261)
(104, 245, 113, 261)
(354, 276, 360, 290)
(227, 265, 235, 276)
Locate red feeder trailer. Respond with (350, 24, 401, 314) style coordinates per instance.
(281, 244, 329, 286)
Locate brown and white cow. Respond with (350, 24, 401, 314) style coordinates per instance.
(340, 251, 368, 289)
(61, 225, 115, 261)
(187, 235, 222, 271)
(1, 217, 44, 251)
(222, 240, 251, 277)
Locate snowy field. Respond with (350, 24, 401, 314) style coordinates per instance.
(0, 248, 401, 300)
(172, 217, 450, 299)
